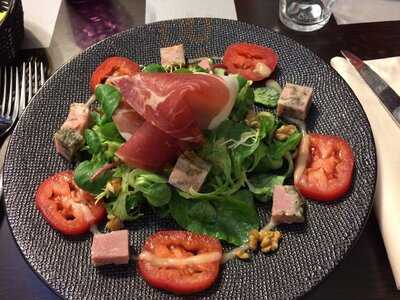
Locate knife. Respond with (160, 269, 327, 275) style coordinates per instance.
(341, 50, 400, 127)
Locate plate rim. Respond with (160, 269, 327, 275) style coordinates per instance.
(2, 17, 377, 299)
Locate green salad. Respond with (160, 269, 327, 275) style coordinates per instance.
(72, 63, 301, 246)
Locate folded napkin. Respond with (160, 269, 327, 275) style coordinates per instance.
(333, 0, 400, 25)
(21, 0, 62, 49)
(331, 56, 400, 289)
(145, 0, 237, 24)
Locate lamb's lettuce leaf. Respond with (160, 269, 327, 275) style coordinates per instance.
(95, 84, 121, 122)
(169, 190, 259, 246)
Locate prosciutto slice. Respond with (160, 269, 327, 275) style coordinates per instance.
(116, 121, 186, 171)
(111, 73, 238, 143)
(112, 101, 144, 140)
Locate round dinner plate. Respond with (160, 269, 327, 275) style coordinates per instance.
(3, 18, 376, 299)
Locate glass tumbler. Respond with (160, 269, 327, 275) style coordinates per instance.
(279, 0, 336, 32)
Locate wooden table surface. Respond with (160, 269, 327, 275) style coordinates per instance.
(1, 0, 400, 299)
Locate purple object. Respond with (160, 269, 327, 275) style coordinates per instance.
(67, 0, 130, 49)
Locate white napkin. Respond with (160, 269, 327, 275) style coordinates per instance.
(331, 56, 400, 289)
(333, 0, 400, 25)
(21, 0, 62, 49)
(145, 0, 237, 24)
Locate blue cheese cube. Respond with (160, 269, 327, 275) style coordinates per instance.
(277, 83, 313, 120)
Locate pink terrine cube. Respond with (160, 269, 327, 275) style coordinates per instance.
(277, 83, 313, 120)
(272, 185, 304, 225)
(169, 151, 211, 193)
(91, 230, 130, 266)
(160, 44, 185, 66)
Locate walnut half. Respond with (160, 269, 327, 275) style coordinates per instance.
(274, 124, 297, 141)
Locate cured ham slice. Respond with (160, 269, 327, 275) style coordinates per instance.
(116, 121, 186, 171)
(111, 73, 238, 143)
(112, 101, 144, 140)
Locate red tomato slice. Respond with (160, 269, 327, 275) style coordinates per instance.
(223, 43, 278, 81)
(295, 133, 355, 202)
(138, 231, 222, 294)
(90, 56, 140, 91)
(35, 171, 106, 235)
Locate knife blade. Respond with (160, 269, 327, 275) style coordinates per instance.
(341, 50, 400, 127)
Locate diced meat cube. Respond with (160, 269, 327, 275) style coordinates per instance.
(91, 230, 130, 266)
(277, 83, 313, 120)
(53, 103, 90, 160)
(198, 58, 211, 70)
(168, 151, 211, 193)
(61, 103, 91, 134)
(272, 185, 304, 225)
(54, 128, 84, 160)
(160, 44, 185, 66)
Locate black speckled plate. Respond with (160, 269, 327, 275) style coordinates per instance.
(3, 18, 376, 299)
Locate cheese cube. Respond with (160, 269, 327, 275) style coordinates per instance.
(277, 83, 313, 120)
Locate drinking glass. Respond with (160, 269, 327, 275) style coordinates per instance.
(279, 0, 336, 32)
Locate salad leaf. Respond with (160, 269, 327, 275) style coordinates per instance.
(152, 204, 171, 218)
(169, 65, 208, 74)
(198, 140, 232, 184)
(270, 131, 302, 160)
(84, 129, 103, 155)
(94, 122, 124, 143)
(169, 190, 259, 246)
(236, 75, 248, 90)
(254, 86, 281, 108)
(110, 192, 145, 221)
(95, 84, 121, 122)
(265, 79, 282, 93)
(128, 169, 171, 207)
(252, 125, 299, 173)
(213, 120, 256, 178)
(213, 68, 226, 76)
(256, 111, 277, 141)
(103, 141, 122, 159)
(254, 149, 284, 172)
(109, 174, 145, 221)
(231, 77, 254, 121)
(113, 165, 131, 177)
(248, 142, 269, 172)
(246, 174, 286, 201)
(143, 64, 166, 73)
(74, 156, 113, 194)
(188, 65, 208, 73)
(173, 67, 192, 73)
(91, 111, 103, 126)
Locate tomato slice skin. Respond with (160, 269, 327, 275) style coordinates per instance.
(35, 171, 106, 235)
(90, 56, 140, 91)
(223, 43, 278, 81)
(295, 133, 355, 202)
(138, 230, 222, 294)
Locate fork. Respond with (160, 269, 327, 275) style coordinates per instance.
(0, 58, 47, 199)
(0, 58, 46, 137)
(0, 0, 9, 13)
(21, 58, 46, 116)
(0, 66, 20, 136)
